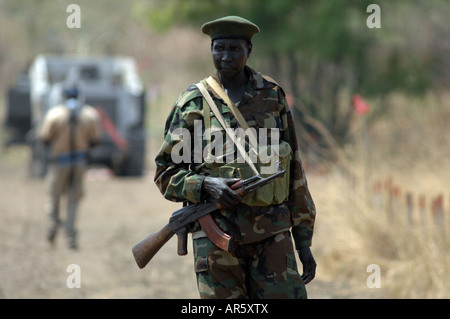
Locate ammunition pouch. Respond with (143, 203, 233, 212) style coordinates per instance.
(207, 141, 291, 206)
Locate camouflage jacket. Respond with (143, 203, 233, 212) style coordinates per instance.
(154, 66, 316, 248)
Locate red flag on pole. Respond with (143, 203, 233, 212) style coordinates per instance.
(95, 106, 128, 151)
(352, 94, 370, 115)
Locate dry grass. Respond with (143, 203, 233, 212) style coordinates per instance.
(308, 92, 450, 299)
(309, 170, 449, 299)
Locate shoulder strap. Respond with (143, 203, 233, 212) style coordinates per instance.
(67, 104, 79, 183)
(205, 76, 259, 154)
(196, 80, 229, 131)
(206, 77, 251, 131)
(196, 81, 259, 176)
(198, 80, 211, 143)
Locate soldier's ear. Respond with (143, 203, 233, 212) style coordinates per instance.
(247, 43, 252, 58)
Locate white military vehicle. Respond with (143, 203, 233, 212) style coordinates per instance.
(4, 54, 147, 177)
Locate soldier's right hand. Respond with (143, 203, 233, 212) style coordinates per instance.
(202, 177, 242, 209)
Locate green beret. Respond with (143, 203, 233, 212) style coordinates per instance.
(201, 16, 260, 42)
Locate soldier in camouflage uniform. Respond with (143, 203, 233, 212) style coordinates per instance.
(154, 16, 317, 299)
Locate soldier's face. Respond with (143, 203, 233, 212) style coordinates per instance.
(211, 39, 251, 80)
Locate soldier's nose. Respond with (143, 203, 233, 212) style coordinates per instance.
(221, 52, 232, 62)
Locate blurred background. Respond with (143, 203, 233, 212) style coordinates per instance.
(0, 0, 448, 299)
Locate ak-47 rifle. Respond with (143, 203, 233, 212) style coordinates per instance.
(132, 165, 286, 269)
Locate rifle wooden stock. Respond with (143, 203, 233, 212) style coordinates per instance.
(132, 214, 231, 269)
(132, 223, 174, 269)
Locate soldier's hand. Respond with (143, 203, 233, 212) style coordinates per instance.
(298, 246, 316, 285)
(202, 177, 242, 209)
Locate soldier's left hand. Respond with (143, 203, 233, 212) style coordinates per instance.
(297, 246, 316, 284)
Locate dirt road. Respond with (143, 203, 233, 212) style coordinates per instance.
(0, 146, 384, 299)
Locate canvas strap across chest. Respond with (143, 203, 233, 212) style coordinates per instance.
(196, 76, 259, 176)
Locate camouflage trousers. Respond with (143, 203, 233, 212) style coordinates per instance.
(193, 230, 307, 299)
